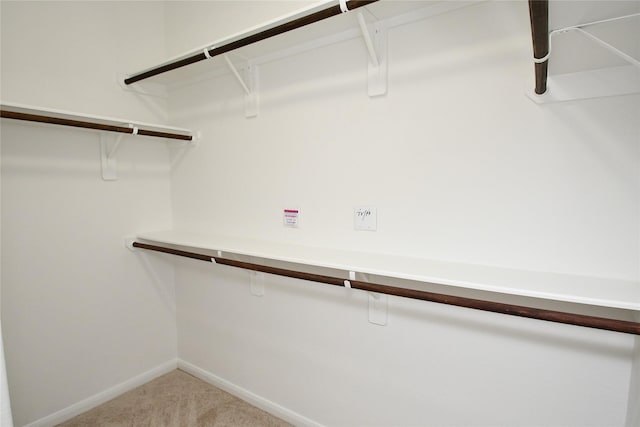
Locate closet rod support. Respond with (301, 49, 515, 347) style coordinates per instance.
(124, 237, 137, 251)
(106, 134, 125, 159)
(224, 55, 252, 95)
(357, 12, 379, 66)
(106, 124, 136, 159)
(357, 10, 387, 96)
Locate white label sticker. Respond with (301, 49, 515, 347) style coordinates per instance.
(283, 209, 300, 228)
(355, 207, 377, 231)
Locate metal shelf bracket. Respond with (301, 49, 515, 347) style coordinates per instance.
(223, 55, 259, 118)
(369, 292, 388, 325)
(100, 132, 123, 181)
(100, 125, 137, 180)
(357, 12, 388, 97)
(250, 271, 265, 297)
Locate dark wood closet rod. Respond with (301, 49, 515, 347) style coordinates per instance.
(0, 110, 193, 141)
(132, 241, 640, 336)
(528, 0, 549, 94)
(124, 0, 379, 85)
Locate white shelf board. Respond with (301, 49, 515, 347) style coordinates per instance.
(137, 230, 640, 311)
(0, 101, 193, 136)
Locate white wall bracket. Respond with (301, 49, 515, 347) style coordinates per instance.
(250, 271, 265, 296)
(124, 237, 137, 251)
(223, 55, 259, 118)
(100, 125, 138, 181)
(368, 292, 388, 326)
(100, 132, 123, 181)
(357, 12, 388, 97)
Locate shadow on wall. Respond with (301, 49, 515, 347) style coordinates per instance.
(134, 252, 177, 318)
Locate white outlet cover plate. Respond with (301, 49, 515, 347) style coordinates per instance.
(354, 207, 377, 231)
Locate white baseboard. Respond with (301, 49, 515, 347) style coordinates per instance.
(178, 359, 323, 427)
(24, 359, 178, 427)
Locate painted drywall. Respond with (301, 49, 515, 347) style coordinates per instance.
(1, 2, 177, 425)
(627, 313, 640, 427)
(0, 3, 12, 419)
(0, 1, 168, 123)
(0, 318, 12, 427)
(168, 2, 639, 282)
(0, 7, 13, 416)
(175, 260, 634, 426)
(165, 1, 639, 425)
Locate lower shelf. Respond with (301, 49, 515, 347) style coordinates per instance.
(132, 230, 640, 335)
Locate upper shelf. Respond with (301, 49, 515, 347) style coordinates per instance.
(137, 230, 640, 311)
(123, 0, 470, 87)
(127, 0, 639, 103)
(0, 102, 193, 141)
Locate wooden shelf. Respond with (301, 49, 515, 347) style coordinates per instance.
(136, 230, 640, 312)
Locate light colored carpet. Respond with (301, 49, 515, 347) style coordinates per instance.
(56, 369, 292, 427)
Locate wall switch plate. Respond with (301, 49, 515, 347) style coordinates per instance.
(354, 207, 377, 231)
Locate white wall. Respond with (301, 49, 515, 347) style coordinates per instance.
(0, 317, 13, 427)
(1, 2, 177, 426)
(164, 0, 316, 58)
(176, 259, 634, 426)
(627, 313, 640, 427)
(0, 2, 13, 418)
(0, 1, 169, 123)
(168, 2, 639, 281)
(628, 343, 640, 426)
(166, 1, 639, 425)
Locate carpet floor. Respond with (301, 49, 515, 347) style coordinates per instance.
(56, 369, 292, 427)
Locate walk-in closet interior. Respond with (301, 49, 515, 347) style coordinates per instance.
(1, 0, 639, 426)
